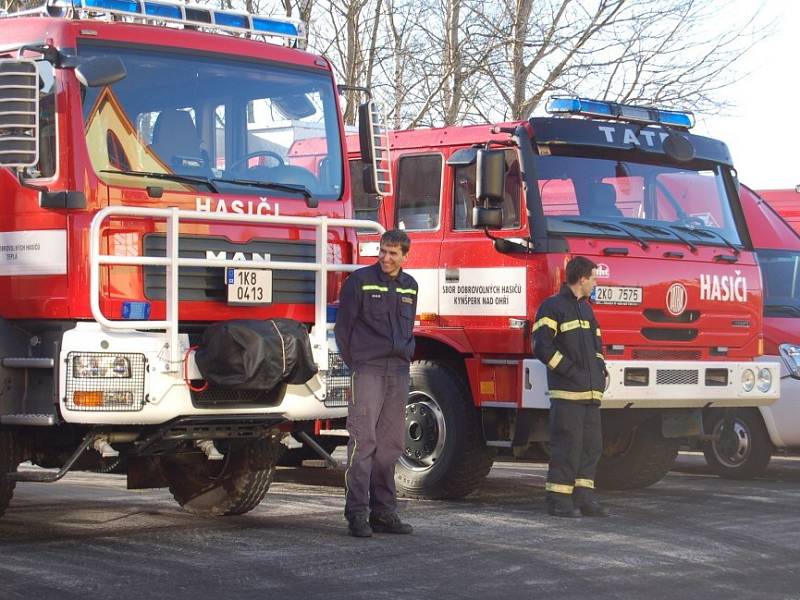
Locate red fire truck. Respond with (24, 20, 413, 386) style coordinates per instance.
(0, 0, 387, 517)
(757, 188, 800, 234)
(696, 185, 800, 478)
(345, 99, 779, 499)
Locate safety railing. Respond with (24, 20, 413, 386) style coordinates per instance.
(89, 206, 384, 372)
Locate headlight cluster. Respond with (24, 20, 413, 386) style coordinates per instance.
(73, 355, 131, 378)
(740, 367, 772, 393)
(65, 352, 146, 411)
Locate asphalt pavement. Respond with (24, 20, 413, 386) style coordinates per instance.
(0, 453, 799, 600)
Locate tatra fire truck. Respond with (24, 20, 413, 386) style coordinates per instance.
(0, 0, 388, 517)
(346, 98, 780, 499)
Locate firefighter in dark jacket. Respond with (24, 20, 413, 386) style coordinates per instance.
(533, 256, 610, 518)
(334, 229, 418, 537)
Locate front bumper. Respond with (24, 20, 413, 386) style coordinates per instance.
(522, 359, 780, 410)
(58, 322, 348, 425)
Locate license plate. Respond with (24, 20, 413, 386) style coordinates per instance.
(592, 285, 642, 305)
(226, 268, 272, 305)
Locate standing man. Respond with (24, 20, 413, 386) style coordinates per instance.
(334, 229, 418, 537)
(533, 256, 610, 518)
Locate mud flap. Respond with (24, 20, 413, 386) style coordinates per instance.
(661, 408, 703, 438)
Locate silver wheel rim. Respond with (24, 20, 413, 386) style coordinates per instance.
(400, 393, 446, 472)
(712, 418, 751, 467)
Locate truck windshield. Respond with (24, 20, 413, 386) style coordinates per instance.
(757, 249, 800, 317)
(536, 155, 743, 247)
(79, 42, 342, 200)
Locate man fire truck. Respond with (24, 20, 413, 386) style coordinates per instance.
(345, 98, 779, 499)
(0, 0, 387, 517)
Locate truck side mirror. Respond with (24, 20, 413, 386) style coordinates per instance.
(358, 100, 392, 197)
(472, 149, 506, 229)
(0, 59, 39, 168)
(779, 344, 800, 380)
(472, 205, 503, 229)
(476, 148, 506, 202)
(75, 56, 127, 88)
(361, 163, 379, 197)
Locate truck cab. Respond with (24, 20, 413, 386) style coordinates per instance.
(0, 0, 385, 518)
(349, 99, 779, 499)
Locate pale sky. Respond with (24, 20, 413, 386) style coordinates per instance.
(694, 1, 799, 191)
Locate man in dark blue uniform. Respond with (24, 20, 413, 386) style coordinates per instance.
(533, 256, 610, 518)
(334, 229, 418, 537)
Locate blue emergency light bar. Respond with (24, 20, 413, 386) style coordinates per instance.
(10, 0, 304, 44)
(546, 97, 695, 130)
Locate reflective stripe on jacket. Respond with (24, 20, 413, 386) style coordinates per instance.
(533, 284, 606, 404)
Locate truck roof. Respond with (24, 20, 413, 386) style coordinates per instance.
(0, 16, 327, 72)
(739, 185, 800, 250)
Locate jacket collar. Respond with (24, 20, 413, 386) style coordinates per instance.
(372, 261, 405, 283)
(559, 283, 585, 302)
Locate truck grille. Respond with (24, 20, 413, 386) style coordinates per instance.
(656, 369, 699, 385)
(641, 328, 698, 342)
(142, 235, 315, 303)
(190, 384, 285, 409)
(632, 349, 701, 361)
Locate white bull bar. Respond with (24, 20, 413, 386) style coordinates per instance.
(89, 206, 384, 371)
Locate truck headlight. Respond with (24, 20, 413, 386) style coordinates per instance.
(756, 367, 772, 393)
(73, 354, 131, 378)
(779, 344, 800, 380)
(741, 368, 755, 392)
(65, 352, 145, 412)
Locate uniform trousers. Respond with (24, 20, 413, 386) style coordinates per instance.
(344, 367, 409, 519)
(547, 399, 603, 493)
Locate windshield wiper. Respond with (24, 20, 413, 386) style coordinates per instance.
(212, 177, 317, 208)
(670, 224, 740, 256)
(101, 169, 219, 193)
(765, 304, 800, 317)
(563, 218, 649, 249)
(620, 220, 698, 252)
(212, 177, 312, 199)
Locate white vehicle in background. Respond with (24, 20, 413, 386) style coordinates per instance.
(701, 186, 800, 477)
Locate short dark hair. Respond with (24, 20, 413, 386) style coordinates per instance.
(381, 229, 411, 254)
(565, 256, 597, 284)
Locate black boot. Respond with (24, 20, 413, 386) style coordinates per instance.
(347, 514, 373, 537)
(369, 512, 413, 534)
(573, 488, 610, 517)
(545, 492, 581, 518)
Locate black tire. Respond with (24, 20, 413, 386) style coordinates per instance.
(278, 435, 342, 467)
(0, 429, 18, 518)
(596, 417, 680, 490)
(702, 409, 772, 479)
(395, 361, 494, 500)
(161, 435, 282, 516)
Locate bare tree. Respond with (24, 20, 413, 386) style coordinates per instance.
(475, 0, 772, 122)
(1, 0, 771, 129)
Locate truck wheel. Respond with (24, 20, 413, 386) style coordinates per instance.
(702, 409, 772, 479)
(596, 417, 680, 490)
(0, 429, 18, 518)
(161, 436, 282, 516)
(395, 361, 494, 500)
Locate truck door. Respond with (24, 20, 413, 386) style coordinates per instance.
(354, 152, 444, 320)
(0, 57, 69, 317)
(437, 149, 528, 352)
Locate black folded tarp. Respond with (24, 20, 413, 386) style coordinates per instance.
(194, 319, 318, 390)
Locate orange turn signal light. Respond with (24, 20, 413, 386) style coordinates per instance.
(418, 312, 437, 322)
(73, 391, 103, 406)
